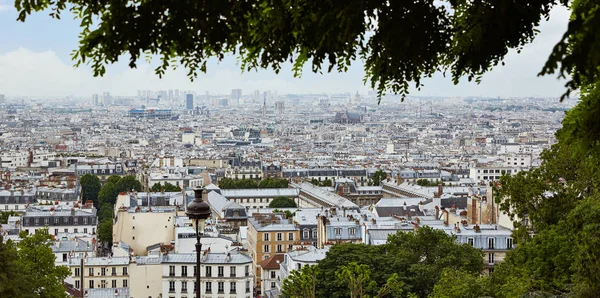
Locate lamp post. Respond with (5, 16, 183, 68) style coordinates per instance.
(186, 188, 211, 298)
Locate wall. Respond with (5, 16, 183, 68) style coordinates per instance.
(113, 211, 176, 256)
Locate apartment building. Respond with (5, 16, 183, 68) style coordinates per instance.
(161, 252, 254, 298)
(247, 214, 299, 292)
(21, 204, 98, 236)
(220, 188, 300, 210)
(68, 256, 130, 292)
(112, 206, 178, 256)
(0, 188, 36, 211)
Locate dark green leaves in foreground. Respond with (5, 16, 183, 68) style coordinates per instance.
(0, 229, 71, 298)
(13, 0, 594, 99)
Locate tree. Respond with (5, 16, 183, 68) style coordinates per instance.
(0, 211, 18, 224)
(430, 269, 491, 298)
(281, 264, 320, 298)
(97, 182, 119, 207)
(106, 175, 122, 185)
(12, 228, 71, 298)
(150, 182, 181, 192)
(0, 235, 29, 297)
(372, 170, 387, 186)
(13, 0, 599, 101)
(321, 178, 333, 187)
(116, 175, 142, 193)
(98, 219, 113, 245)
(269, 196, 297, 208)
(80, 174, 101, 206)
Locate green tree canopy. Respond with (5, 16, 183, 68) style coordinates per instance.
(0, 229, 70, 298)
(79, 174, 101, 206)
(14, 0, 599, 101)
(116, 175, 142, 193)
(269, 196, 297, 208)
(282, 227, 483, 298)
(106, 175, 122, 185)
(150, 182, 182, 192)
(372, 170, 387, 186)
(430, 269, 491, 298)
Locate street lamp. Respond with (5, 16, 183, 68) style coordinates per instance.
(186, 188, 211, 298)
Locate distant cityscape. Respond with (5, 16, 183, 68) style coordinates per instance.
(0, 89, 575, 298)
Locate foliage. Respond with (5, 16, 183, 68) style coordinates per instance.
(14, 0, 597, 100)
(311, 178, 333, 187)
(273, 209, 296, 219)
(79, 174, 101, 207)
(98, 182, 119, 207)
(219, 177, 289, 189)
(282, 227, 483, 298)
(0, 229, 70, 298)
(106, 175, 122, 185)
(150, 182, 182, 192)
(0, 211, 18, 224)
(116, 175, 142, 193)
(281, 264, 320, 298)
(415, 179, 439, 187)
(269, 196, 297, 208)
(372, 170, 387, 186)
(430, 269, 491, 298)
(97, 218, 113, 245)
(17, 229, 71, 297)
(489, 83, 600, 297)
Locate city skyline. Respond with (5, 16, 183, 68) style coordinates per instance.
(0, 3, 572, 98)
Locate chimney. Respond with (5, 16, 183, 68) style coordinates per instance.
(438, 183, 443, 196)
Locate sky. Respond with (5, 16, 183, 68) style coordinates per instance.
(0, 1, 571, 98)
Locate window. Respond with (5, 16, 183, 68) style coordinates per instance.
(263, 245, 270, 253)
(218, 266, 224, 277)
(488, 238, 495, 249)
(334, 228, 342, 235)
(288, 244, 293, 251)
(277, 233, 282, 241)
(62, 253, 67, 262)
(112, 267, 116, 276)
(75, 280, 80, 289)
(245, 265, 250, 277)
(84, 228, 88, 234)
(169, 281, 175, 293)
(303, 229, 309, 239)
(205, 281, 212, 293)
(246, 281, 250, 293)
(112, 280, 117, 288)
(467, 238, 474, 247)
(182, 266, 188, 277)
(206, 266, 212, 277)
(488, 253, 495, 264)
(506, 238, 513, 249)
(270, 271, 276, 279)
(181, 281, 188, 293)
(271, 282, 276, 289)
(101, 267, 106, 276)
(89, 280, 94, 289)
(230, 281, 237, 293)
(89, 268, 94, 276)
(75, 268, 80, 277)
(54, 229, 58, 235)
(169, 265, 175, 276)
(64, 228, 68, 233)
(218, 281, 224, 294)
(123, 280, 127, 288)
(312, 228, 317, 238)
(263, 233, 270, 241)
(123, 267, 128, 275)
(230, 266, 236, 277)
(349, 228, 356, 235)
(288, 232, 294, 241)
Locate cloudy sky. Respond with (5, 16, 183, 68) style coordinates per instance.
(0, 2, 571, 97)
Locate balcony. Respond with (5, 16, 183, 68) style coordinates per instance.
(231, 273, 236, 277)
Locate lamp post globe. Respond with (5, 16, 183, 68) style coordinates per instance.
(186, 188, 211, 298)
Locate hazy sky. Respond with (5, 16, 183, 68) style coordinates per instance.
(0, 2, 571, 97)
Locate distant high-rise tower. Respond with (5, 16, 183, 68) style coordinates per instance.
(231, 89, 242, 104)
(262, 95, 267, 118)
(185, 94, 194, 110)
(92, 94, 99, 106)
(0, 94, 6, 104)
(168, 89, 174, 101)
